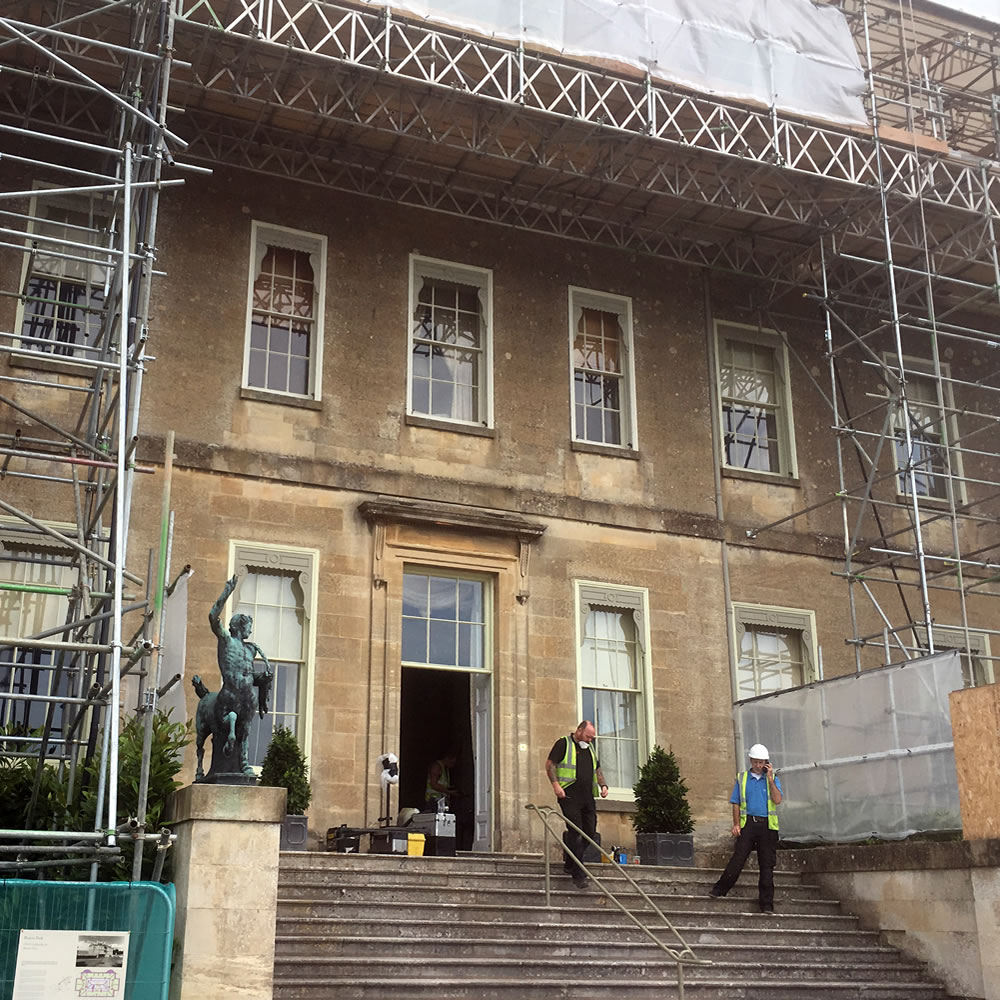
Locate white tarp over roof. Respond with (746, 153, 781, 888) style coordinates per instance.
(368, 0, 868, 126)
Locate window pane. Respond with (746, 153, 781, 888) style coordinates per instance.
(458, 580, 483, 623)
(402, 617, 427, 662)
(403, 573, 428, 618)
(737, 625, 804, 699)
(429, 577, 457, 620)
(429, 620, 457, 666)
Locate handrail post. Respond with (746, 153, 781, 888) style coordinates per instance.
(543, 813, 551, 907)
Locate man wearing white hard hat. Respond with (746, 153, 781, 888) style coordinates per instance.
(708, 742, 783, 913)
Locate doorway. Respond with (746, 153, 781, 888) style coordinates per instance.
(399, 666, 492, 851)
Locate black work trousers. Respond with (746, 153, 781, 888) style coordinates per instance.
(558, 794, 596, 873)
(711, 817, 778, 909)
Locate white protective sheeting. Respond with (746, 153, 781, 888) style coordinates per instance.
(370, 0, 868, 125)
(736, 651, 963, 842)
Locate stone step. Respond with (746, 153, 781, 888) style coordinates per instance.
(276, 914, 883, 949)
(278, 881, 843, 914)
(275, 932, 907, 965)
(272, 954, 932, 984)
(278, 851, 808, 885)
(277, 865, 810, 895)
(273, 976, 949, 1000)
(276, 896, 860, 929)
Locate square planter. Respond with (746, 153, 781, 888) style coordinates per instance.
(636, 831, 695, 867)
(281, 814, 308, 851)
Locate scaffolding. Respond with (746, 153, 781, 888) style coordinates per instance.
(0, 0, 187, 875)
(0, 0, 997, 864)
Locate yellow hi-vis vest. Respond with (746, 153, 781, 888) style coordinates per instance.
(425, 761, 450, 802)
(555, 735, 599, 797)
(738, 770, 779, 831)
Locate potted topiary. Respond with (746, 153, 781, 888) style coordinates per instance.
(633, 744, 695, 866)
(259, 726, 312, 851)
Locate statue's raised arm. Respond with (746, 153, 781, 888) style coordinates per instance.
(209, 574, 239, 639)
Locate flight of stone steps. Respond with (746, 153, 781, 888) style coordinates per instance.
(273, 851, 952, 999)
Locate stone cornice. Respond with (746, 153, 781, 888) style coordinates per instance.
(359, 495, 546, 541)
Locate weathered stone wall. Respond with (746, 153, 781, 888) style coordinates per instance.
(787, 839, 1000, 1000)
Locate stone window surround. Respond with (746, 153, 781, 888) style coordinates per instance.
(574, 580, 654, 801)
(714, 319, 799, 480)
(229, 540, 319, 764)
(407, 253, 494, 429)
(568, 285, 639, 452)
(243, 220, 327, 402)
(732, 601, 820, 700)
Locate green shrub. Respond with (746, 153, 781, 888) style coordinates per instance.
(259, 726, 312, 815)
(632, 744, 694, 834)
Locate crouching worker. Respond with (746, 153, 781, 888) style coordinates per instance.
(709, 742, 783, 913)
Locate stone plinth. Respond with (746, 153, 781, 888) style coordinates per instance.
(168, 783, 287, 1000)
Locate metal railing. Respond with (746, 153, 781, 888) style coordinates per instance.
(525, 803, 710, 998)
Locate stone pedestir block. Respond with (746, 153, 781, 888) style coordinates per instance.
(168, 783, 287, 1000)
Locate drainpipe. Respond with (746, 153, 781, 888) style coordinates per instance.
(702, 270, 742, 766)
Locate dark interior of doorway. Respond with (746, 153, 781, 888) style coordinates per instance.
(400, 666, 474, 851)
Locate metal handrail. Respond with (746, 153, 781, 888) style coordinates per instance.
(525, 803, 710, 998)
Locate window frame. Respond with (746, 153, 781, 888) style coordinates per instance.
(883, 353, 966, 505)
(929, 626, 995, 688)
(731, 602, 819, 702)
(13, 186, 114, 365)
(407, 254, 494, 428)
(242, 221, 327, 401)
(0, 528, 81, 758)
(400, 565, 494, 674)
(573, 581, 654, 799)
(567, 286, 638, 451)
(714, 320, 798, 479)
(228, 540, 319, 766)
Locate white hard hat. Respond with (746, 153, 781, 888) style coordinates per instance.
(748, 743, 769, 760)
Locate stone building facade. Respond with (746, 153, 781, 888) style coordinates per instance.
(1, 126, 996, 854)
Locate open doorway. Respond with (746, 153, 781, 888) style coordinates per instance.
(399, 666, 492, 851)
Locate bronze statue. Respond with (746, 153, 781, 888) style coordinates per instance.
(192, 574, 273, 782)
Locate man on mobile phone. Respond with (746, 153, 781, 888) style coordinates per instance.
(708, 742, 783, 913)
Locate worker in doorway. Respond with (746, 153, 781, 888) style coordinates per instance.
(709, 742, 783, 913)
(425, 751, 458, 811)
(546, 720, 609, 889)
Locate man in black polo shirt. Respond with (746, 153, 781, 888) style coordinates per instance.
(545, 720, 609, 888)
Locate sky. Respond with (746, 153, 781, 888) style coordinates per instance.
(938, 0, 1000, 21)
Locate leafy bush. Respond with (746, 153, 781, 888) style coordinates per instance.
(0, 711, 191, 881)
(259, 726, 312, 815)
(632, 744, 694, 834)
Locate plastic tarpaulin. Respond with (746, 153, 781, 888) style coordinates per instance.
(367, 0, 868, 125)
(735, 651, 963, 842)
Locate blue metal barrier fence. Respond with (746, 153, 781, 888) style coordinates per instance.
(0, 880, 174, 1000)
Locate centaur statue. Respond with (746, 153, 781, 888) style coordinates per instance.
(192, 574, 273, 781)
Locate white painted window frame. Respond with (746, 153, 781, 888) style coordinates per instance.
(400, 565, 494, 674)
(929, 626, 995, 687)
(567, 286, 639, 450)
(242, 221, 327, 401)
(407, 254, 494, 428)
(228, 540, 319, 765)
(731, 602, 819, 701)
(714, 320, 798, 478)
(14, 185, 114, 363)
(883, 353, 966, 505)
(573, 580, 654, 799)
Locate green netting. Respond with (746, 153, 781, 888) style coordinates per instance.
(0, 880, 174, 1000)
